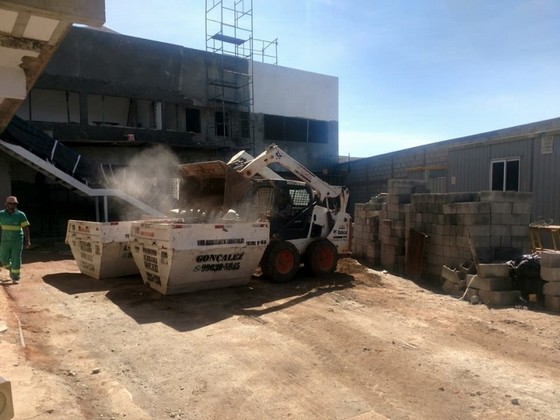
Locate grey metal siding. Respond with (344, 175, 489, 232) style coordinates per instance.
(531, 134, 560, 223)
(342, 120, 560, 225)
(448, 145, 491, 192)
(449, 138, 532, 193)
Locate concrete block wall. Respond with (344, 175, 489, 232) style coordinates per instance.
(380, 180, 429, 273)
(410, 192, 477, 279)
(352, 181, 533, 282)
(352, 195, 385, 266)
(540, 251, 560, 312)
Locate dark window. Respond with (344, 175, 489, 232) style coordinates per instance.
(186, 108, 201, 133)
(505, 160, 519, 191)
(215, 111, 229, 136)
(491, 159, 519, 191)
(240, 112, 250, 138)
(308, 120, 328, 143)
(285, 117, 307, 142)
(264, 114, 330, 144)
(264, 114, 284, 141)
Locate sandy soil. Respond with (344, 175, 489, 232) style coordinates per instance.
(1, 244, 560, 420)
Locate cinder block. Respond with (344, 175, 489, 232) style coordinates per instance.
(469, 275, 512, 291)
(462, 288, 479, 302)
(456, 202, 490, 214)
(460, 260, 476, 275)
(543, 281, 560, 296)
(540, 251, 560, 268)
(479, 290, 521, 306)
(492, 213, 530, 226)
(442, 279, 462, 296)
(511, 225, 530, 237)
(456, 213, 491, 225)
(490, 202, 512, 214)
(544, 295, 560, 312)
(512, 202, 532, 215)
(540, 266, 560, 282)
(442, 265, 461, 284)
(490, 225, 511, 237)
(479, 191, 532, 203)
(476, 263, 510, 278)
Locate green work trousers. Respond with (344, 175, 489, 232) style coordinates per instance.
(0, 238, 23, 280)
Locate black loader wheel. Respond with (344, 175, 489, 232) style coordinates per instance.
(261, 241, 301, 283)
(304, 239, 338, 277)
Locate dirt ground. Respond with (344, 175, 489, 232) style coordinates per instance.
(1, 244, 560, 420)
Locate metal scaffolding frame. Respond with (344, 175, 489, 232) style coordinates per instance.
(205, 0, 278, 156)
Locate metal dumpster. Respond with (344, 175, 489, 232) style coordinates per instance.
(65, 220, 138, 279)
(129, 220, 269, 295)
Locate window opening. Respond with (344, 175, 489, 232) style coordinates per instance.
(491, 158, 519, 191)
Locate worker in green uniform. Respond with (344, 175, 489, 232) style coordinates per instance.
(0, 196, 31, 284)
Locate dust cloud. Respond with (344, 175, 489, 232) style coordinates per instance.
(110, 144, 180, 216)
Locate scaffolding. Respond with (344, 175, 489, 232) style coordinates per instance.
(205, 0, 277, 156)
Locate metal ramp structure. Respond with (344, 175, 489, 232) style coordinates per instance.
(1, 117, 165, 221)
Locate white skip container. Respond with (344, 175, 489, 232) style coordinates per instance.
(65, 220, 138, 279)
(129, 220, 269, 295)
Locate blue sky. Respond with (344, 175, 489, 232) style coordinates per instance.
(104, 0, 560, 157)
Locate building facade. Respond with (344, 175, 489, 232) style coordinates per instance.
(1, 26, 339, 237)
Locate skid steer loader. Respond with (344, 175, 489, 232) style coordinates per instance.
(176, 143, 352, 283)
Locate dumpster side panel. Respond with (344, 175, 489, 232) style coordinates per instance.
(66, 220, 138, 279)
(130, 221, 269, 295)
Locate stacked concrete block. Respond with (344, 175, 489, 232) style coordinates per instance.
(441, 260, 476, 296)
(411, 193, 477, 280)
(410, 191, 532, 282)
(352, 195, 385, 266)
(353, 186, 532, 289)
(540, 250, 560, 312)
(441, 265, 465, 296)
(380, 180, 428, 273)
(471, 263, 520, 306)
(441, 260, 521, 306)
(480, 191, 532, 250)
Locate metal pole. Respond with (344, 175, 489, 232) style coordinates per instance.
(103, 196, 108, 221)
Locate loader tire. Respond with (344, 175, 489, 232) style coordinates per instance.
(261, 241, 300, 283)
(304, 239, 338, 277)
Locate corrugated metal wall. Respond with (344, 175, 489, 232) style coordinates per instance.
(341, 119, 560, 225)
(530, 134, 560, 223)
(448, 134, 560, 223)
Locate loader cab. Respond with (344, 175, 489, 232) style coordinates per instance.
(250, 179, 315, 240)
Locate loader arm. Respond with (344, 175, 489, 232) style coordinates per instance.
(237, 144, 349, 212)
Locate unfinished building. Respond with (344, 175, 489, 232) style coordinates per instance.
(0, 7, 339, 237)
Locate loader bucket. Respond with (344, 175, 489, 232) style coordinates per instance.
(177, 160, 250, 213)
